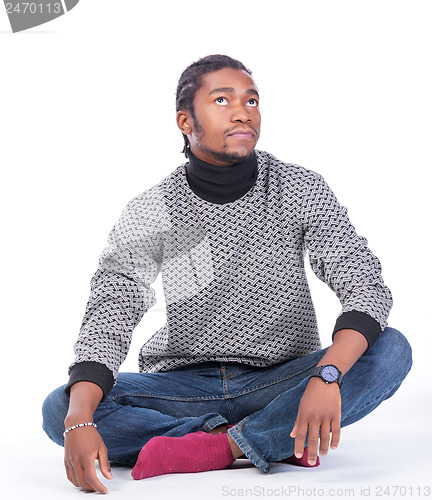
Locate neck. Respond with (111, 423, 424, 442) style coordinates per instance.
(185, 149, 258, 204)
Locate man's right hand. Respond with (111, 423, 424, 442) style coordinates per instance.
(64, 381, 111, 493)
(64, 425, 112, 493)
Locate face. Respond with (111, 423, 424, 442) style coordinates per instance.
(177, 68, 261, 166)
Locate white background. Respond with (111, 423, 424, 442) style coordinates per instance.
(1, 1, 431, 498)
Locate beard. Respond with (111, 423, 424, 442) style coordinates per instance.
(191, 115, 256, 165)
(207, 147, 253, 164)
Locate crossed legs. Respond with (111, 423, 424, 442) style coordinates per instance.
(42, 328, 412, 478)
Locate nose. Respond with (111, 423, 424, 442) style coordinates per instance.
(231, 101, 251, 123)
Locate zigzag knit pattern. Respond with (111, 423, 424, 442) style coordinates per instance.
(70, 151, 392, 380)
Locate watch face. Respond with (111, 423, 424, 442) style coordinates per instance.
(321, 365, 339, 382)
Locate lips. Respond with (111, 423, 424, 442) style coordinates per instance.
(227, 127, 257, 138)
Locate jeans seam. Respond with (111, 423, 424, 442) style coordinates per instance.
(223, 368, 240, 379)
(227, 363, 318, 399)
(107, 392, 225, 402)
(220, 366, 236, 425)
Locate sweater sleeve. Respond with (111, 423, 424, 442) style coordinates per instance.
(302, 172, 393, 349)
(66, 188, 166, 397)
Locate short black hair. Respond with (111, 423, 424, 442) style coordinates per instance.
(176, 54, 252, 157)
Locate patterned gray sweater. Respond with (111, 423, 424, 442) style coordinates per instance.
(67, 150, 392, 397)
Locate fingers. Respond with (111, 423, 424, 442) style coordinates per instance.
(291, 419, 340, 466)
(318, 421, 331, 457)
(64, 451, 109, 493)
(84, 468, 108, 494)
(63, 427, 110, 493)
(290, 420, 308, 460)
(291, 417, 321, 466)
(98, 445, 113, 481)
(306, 422, 319, 466)
(72, 461, 108, 494)
(65, 459, 79, 488)
(330, 419, 341, 450)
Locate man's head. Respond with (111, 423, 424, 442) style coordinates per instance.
(176, 55, 261, 166)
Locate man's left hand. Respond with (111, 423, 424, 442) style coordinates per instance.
(290, 377, 341, 466)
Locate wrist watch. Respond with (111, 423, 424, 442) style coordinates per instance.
(310, 364, 343, 388)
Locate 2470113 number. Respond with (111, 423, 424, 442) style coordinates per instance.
(5, 2, 62, 14)
(375, 486, 431, 496)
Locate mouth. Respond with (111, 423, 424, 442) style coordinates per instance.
(226, 127, 257, 139)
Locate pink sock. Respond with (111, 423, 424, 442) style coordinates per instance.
(281, 447, 320, 467)
(131, 431, 235, 480)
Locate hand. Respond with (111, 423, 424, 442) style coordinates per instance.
(64, 425, 112, 494)
(290, 377, 341, 466)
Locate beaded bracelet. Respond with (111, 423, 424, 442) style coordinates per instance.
(63, 422, 97, 437)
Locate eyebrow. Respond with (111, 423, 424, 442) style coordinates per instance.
(209, 87, 259, 97)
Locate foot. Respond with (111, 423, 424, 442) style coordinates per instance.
(131, 431, 236, 480)
(209, 425, 245, 458)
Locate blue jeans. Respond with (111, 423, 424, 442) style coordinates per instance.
(42, 327, 412, 472)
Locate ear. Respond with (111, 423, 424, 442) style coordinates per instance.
(176, 110, 193, 135)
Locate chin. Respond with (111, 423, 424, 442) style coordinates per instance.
(214, 148, 254, 164)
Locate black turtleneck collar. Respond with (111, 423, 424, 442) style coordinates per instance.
(185, 149, 258, 204)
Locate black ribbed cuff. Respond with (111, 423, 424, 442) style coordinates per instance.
(65, 361, 115, 401)
(333, 310, 383, 350)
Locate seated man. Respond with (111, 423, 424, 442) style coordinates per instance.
(42, 54, 412, 494)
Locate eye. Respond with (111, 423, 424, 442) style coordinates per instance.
(247, 98, 258, 107)
(215, 96, 228, 105)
